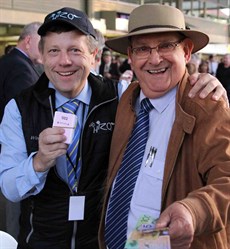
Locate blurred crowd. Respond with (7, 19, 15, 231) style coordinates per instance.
(186, 53, 230, 100)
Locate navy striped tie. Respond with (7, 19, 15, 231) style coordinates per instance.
(62, 100, 81, 193)
(105, 98, 153, 249)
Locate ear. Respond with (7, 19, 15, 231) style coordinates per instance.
(90, 48, 98, 66)
(183, 38, 194, 63)
(39, 53, 44, 65)
(127, 47, 132, 58)
(127, 47, 135, 71)
(92, 47, 98, 57)
(24, 35, 31, 50)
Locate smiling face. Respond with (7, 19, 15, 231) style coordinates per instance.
(40, 30, 96, 99)
(128, 32, 193, 99)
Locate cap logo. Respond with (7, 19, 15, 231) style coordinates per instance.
(49, 10, 81, 21)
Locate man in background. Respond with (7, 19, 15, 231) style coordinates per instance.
(99, 50, 121, 80)
(0, 21, 42, 240)
(4, 44, 15, 55)
(208, 54, 218, 76)
(0, 21, 42, 122)
(216, 53, 230, 101)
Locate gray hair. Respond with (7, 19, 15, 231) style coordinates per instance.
(18, 22, 42, 41)
(94, 29, 105, 51)
(94, 29, 105, 61)
(86, 34, 98, 53)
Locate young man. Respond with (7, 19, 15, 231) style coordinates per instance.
(0, 6, 227, 249)
(100, 4, 230, 249)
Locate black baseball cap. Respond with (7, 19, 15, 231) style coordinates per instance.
(38, 7, 96, 39)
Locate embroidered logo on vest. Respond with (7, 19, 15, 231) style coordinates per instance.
(89, 121, 115, 134)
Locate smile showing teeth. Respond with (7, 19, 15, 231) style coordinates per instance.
(148, 68, 166, 74)
(58, 71, 74, 76)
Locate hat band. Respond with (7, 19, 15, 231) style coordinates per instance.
(130, 25, 183, 33)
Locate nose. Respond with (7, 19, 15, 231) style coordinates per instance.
(147, 49, 162, 64)
(59, 52, 72, 66)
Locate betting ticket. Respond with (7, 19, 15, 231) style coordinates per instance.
(52, 111, 77, 144)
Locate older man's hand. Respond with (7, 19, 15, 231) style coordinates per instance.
(155, 202, 195, 249)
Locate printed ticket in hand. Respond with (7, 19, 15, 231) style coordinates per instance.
(52, 111, 77, 144)
(125, 215, 171, 249)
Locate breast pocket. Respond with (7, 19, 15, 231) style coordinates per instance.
(134, 159, 165, 211)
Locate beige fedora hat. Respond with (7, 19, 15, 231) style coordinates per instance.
(105, 4, 209, 55)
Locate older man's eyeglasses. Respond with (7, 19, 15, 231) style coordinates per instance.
(131, 39, 184, 58)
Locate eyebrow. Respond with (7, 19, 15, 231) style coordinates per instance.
(131, 37, 181, 46)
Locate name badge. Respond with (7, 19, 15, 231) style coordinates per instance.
(68, 196, 85, 221)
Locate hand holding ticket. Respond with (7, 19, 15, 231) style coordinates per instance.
(52, 111, 77, 144)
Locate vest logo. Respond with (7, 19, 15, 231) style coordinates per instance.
(30, 136, 39, 141)
(89, 121, 115, 134)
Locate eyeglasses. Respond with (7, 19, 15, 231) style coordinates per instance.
(131, 39, 184, 59)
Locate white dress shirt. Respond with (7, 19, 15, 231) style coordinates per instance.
(127, 86, 177, 238)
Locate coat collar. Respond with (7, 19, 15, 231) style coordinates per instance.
(162, 72, 196, 201)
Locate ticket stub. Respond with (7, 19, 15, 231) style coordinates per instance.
(52, 111, 77, 144)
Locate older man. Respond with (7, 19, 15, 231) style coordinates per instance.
(100, 4, 230, 249)
(0, 22, 42, 122)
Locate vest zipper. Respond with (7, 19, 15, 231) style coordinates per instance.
(53, 166, 77, 248)
(77, 96, 118, 189)
(71, 221, 77, 249)
(26, 199, 34, 243)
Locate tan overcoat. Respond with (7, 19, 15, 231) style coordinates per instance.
(99, 72, 230, 249)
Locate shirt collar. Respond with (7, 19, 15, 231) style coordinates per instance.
(140, 86, 177, 113)
(48, 80, 92, 109)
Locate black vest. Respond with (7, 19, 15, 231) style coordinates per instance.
(15, 73, 118, 249)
